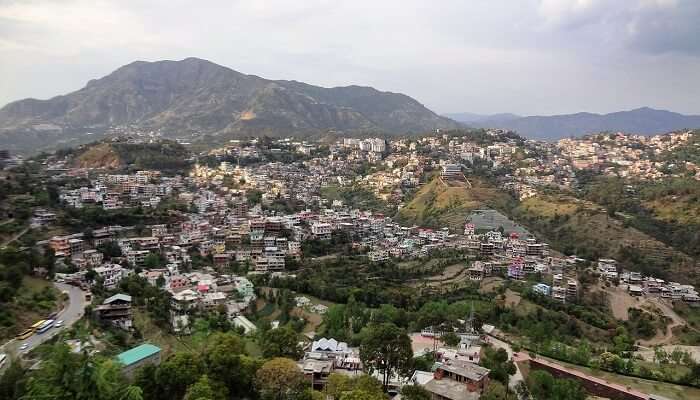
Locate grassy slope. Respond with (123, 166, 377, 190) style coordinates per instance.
(74, 143, 122, 169)
(0, 277, 60, 340)
(643, 195, 700, 225)
(396, 177, 513, 231)
(510, 193, 697, 284)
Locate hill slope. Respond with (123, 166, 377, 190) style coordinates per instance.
(396, 177, 513, 231)
(466, 107, 700, 140)
(62, 139, 191, 172)
(0, 58, 458, 153)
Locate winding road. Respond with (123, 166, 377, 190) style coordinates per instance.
(0, 282, 87, 370)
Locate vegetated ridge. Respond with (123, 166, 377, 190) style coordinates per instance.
(0, 57, 458, 153)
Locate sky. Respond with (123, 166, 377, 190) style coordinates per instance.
(1, 0, 699, 116)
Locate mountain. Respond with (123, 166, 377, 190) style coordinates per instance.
(444, 112, 520, 124)
(465, 107, 700, 140)
(0, 58, 458, 153)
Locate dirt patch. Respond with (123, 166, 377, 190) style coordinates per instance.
(504, 289, 522, 308)
(601, 284, 642, 321)
(479, 277, 504, 294)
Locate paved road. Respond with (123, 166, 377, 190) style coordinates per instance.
(0, 282, 87, 368)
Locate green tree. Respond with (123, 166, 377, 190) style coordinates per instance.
(261, 326, 304, 359)
(144, 253, 162, 269)
(0, 359, 26, 400)
(359, 323, 413, 390)
(184, 374, 227, 400)
(155, 352, 204, 400)
(255, 358, 309, 400)
(527, 370, 585, 400)
(204, 332, 259, 397)
(480, 347, 516, 385)
(325, 373, 352, 399)
(440, 331, 461, 347)
(481, 381, 507, 400)
(400, 384, 431, 400)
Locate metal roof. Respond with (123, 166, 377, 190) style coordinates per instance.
(116, 344, 161, 366)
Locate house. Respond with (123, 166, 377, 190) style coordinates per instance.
(467, 265, 485, 281)
(301, 356, 334, 390)
(116, 344, 162, 378)
(552, 286, 567, 303)
(628, 285, 643, 296)
(598, 258, 618, 280)
(311, 222, 332, 240)
(311, 338, 349, 356)
(95, 293, 133, 330)
(233, 315, 257, 334)
(423, 360, 490, 400)
(94, 264, 131, 290)
(532, 283, 551, 296)
(368, 250, 389, 262)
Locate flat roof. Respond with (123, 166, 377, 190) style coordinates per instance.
(116, 344, 161, 366)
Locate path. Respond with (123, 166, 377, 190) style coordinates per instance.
(639, 297, 687, 347)
(0, 283, 87, 370)
(486, 334, 525, 396)
(1, 225, 30, 247)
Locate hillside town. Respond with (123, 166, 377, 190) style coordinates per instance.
(0, 127, 695, 400)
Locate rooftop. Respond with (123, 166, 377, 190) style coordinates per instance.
(423, 379, 480, 400)
(116, 344, 161, 367)
(436, 360, 490, 381)
(103, 293, 132, 304)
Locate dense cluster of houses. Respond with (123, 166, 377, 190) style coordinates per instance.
(598, 259, 700, 305)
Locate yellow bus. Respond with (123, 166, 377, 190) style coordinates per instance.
(16, 329, 34, 340)
(30, 320, 46, 330)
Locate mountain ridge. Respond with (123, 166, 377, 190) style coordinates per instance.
(0, 57, 458, 153)
(448, 107, 700, 140)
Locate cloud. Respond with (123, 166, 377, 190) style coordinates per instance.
(0, 0, 699, 115)
(536, 0, 700, 56)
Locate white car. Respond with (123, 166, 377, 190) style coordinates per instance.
(55, 320, 64, 328)
(19, 343, 29, 351)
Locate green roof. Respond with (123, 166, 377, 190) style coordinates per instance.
(116, 344, 161, 366)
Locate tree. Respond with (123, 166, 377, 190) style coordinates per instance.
(144, 253, 162, 269)
(527, 370, 585, 400)
(440, 331, 461, 347)
(401, 384, 431, 400)
(98, 241, 122, 258)
(325, 373, 352, 399)
(359, 323, 413, 390)
(204, 332, 259, 398)
(255, 358, 309, 400)
(184, 375, 227, 400)
(481, 381, 507, 400)
(155, 352, 204, 400)
(261, 326, 304, 359)
(0, 359, 26, 400)
(24, 344, 139, 400)
(480, 347, 516, 385)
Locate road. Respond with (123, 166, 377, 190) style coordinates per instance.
(0, 282, 87, 368)
(486, 334, 525, 395)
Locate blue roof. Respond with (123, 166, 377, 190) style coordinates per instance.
(116, 344, 161, 366)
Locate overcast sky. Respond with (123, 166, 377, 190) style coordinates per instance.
(1, 0, 699, 116)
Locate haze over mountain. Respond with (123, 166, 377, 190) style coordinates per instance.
(449, 108, 700, 140)
(0, 57, 458, 153)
